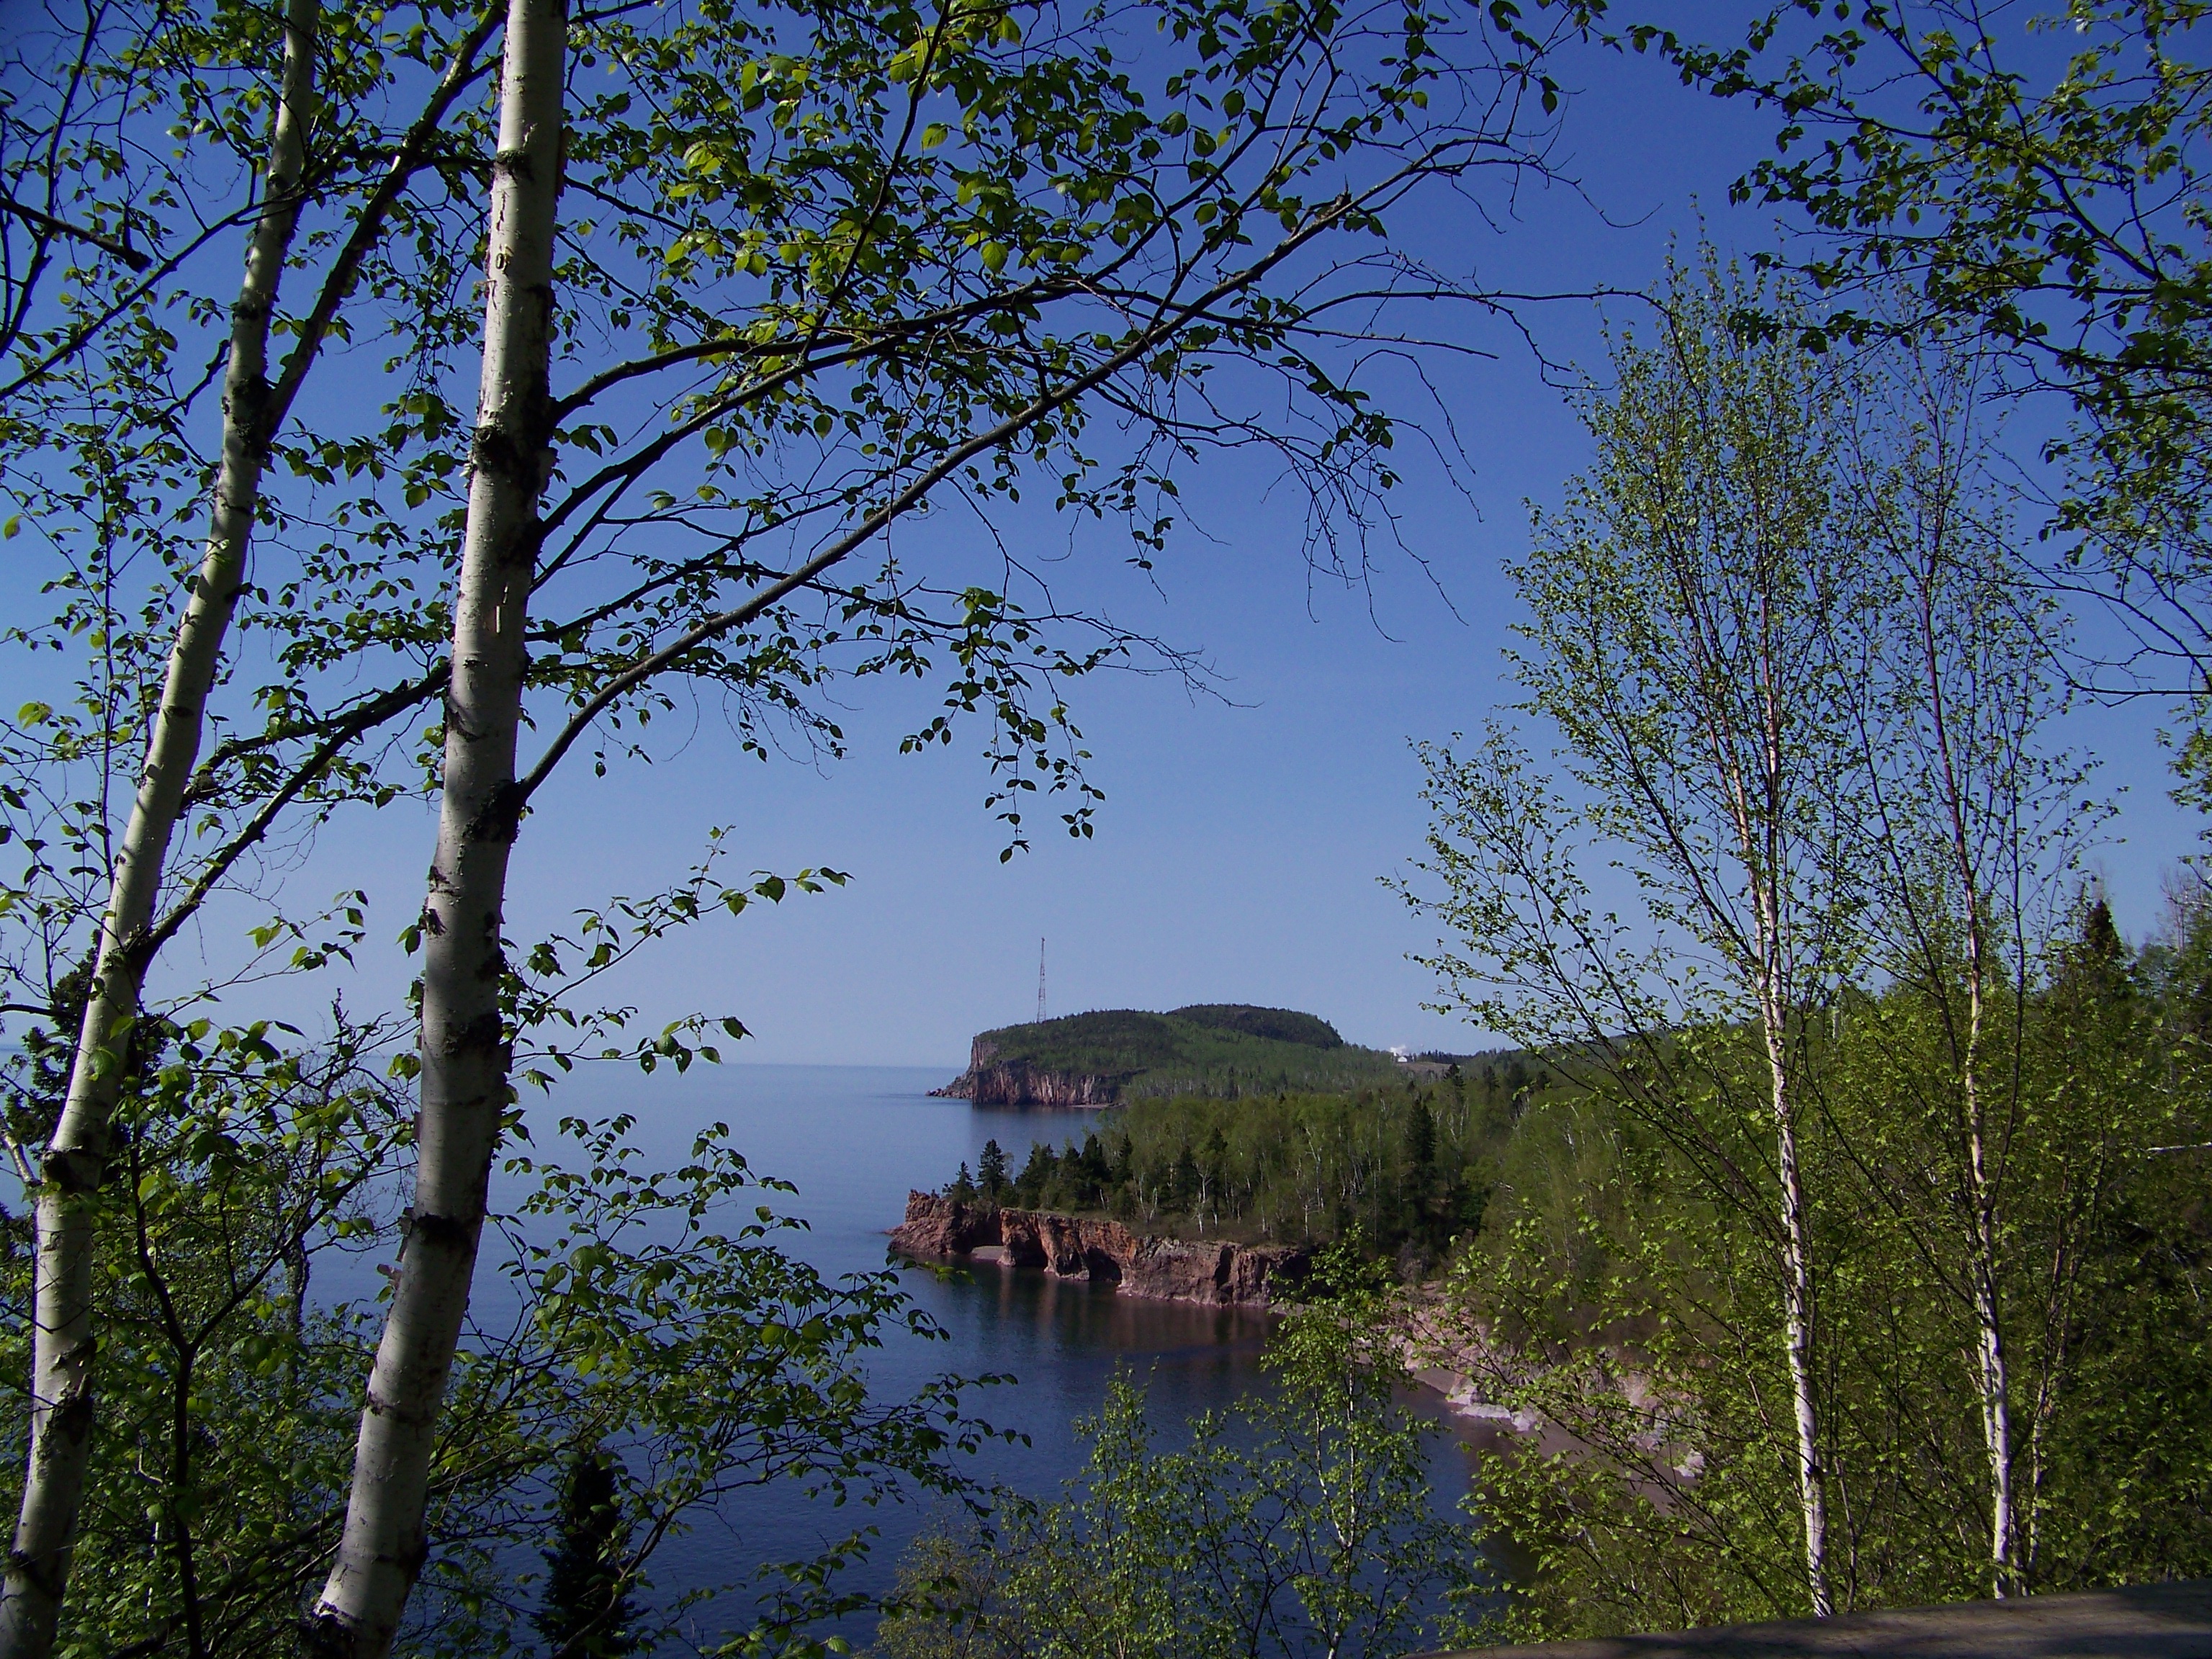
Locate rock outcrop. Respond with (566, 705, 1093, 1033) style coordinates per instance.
(889, 1190, 1308, 1307)
(929, 1037, 1128, 1105)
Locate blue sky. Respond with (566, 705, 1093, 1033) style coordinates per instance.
(124, 23, 2202, 1070)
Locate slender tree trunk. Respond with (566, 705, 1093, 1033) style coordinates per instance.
(305, 0, 563, 1650)
(1969, 1212, 2014, 1593)
(1727, 680, 1833, 1619)
(0, 6, 320, 1651)
(1920, 568, 2016, 1596)
(1959, 882, 2015, 1596)
(1759, 979, 1831, 1619)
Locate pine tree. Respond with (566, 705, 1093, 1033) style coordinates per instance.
(1405, 1098, 1438, 1242)
(978, 1138, 1010, 1200)
(1015, 1144, 1057, 1207)
(1171, 1146, 1200, 1215)
(1406, 1099, 1437, 1174)
(536, 1447, 637, 1659)
(1078, 1134, 1112, 1203)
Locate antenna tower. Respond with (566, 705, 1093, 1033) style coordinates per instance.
(1036, 937, 1048, 1024)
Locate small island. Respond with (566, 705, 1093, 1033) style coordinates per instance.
(930, 1002, 1406, 1106)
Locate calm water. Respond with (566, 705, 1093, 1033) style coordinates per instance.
(504, 1061, 1486, 1642)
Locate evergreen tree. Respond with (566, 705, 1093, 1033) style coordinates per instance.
(1015, 1144, 1058, 1208)
(1171, 1146, 1200, 1215)
(1406, 1100, 1437, 1175)
(978, 1139, 1010, 1201)
(1405, 1099, 1438, 1241)
(1078, 1135, 1112, 1203)
(536, 1448, 638, 1659)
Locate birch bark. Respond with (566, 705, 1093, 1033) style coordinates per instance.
(1917, 572, 2017, 1594)
(1698, 544, 1834, 1619)
(1762, 1004, 1830, 1617)
(305, 0, 564, 1649)
(0, 4, 320, 1650)
(1735, 780, 1831, 1618)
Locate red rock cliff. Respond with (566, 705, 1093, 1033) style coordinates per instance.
(889, 1190, 1308, 1307)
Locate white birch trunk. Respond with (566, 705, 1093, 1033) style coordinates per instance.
(1763, 1007, 1832, 1619)
(0, 5, 320, 1651)
(1972, 1201, 2015, 1594)
(1917, 570, 2017, 1595)
(305, 0, 564, 1650)
(1730, 691, 1833, 1619)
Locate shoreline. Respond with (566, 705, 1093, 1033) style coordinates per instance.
(888, 1191, 1560, 1444)
(887, 1189, 1309, 1308)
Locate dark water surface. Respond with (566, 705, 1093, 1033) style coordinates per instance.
(500, 1062, 1480, 1641)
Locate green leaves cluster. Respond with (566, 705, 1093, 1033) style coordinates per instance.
(1451, 903, 2212, 1635)
(0, 1022, 1007, 1659)
(873, 1249, 1485, 1659)
(1401, 253, 2207, 1635)
(1638, 1, 2212, 716)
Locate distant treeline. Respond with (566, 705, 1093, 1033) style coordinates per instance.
(942, 1052, 1563, 1260)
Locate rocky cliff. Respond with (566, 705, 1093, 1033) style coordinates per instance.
(889, 1190, 1308, 1307)
(927, 1037, 1128, 1106)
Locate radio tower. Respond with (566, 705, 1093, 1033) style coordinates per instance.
(1035, 937, 1048, 1024)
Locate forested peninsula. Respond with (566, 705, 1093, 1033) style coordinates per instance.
(902, 1052, 1550, 1271)
(931, 1003, 1407, 1105)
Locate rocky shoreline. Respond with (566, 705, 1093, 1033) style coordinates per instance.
(889, 1196, 1656, 1458)
(889, 1190, 1310, 1306)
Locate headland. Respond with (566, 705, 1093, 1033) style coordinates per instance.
(930, 1003, 1404, 1106)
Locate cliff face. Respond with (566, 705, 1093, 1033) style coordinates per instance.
(889, 1190, 1308, 1308)
(927, 1037, 1128, 1106)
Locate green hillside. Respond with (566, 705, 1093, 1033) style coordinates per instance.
(966, 1004, 1403, 1099)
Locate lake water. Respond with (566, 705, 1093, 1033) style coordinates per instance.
(533, 1061, 1483, 1642)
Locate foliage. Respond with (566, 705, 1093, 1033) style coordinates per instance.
(871, 1247, 1486, 1659)
(1641, 1, 2212, 714)
(1398, 251, 2212, 1635)
(1169, 1007, 1350, 1048)
(939, 1064, 1557, 1255)
(0, 1030, 1004, 1659)
(1451, 902, 2212, 1635)
(536, 1448, 641, 1659)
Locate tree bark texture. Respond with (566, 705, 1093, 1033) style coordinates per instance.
(1765, 1025, 1832, 1620)
(1919, 575, 2017, 1595)
(305, 0, 563, 1650)
(0, 4, 320, 1651)
(1726, 660, 1833, 1620)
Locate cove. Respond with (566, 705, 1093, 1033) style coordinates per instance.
(547, 1061, 1483, 1640)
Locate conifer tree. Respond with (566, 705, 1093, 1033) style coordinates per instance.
(978, 1141, 1009, 1202)
(535, 1448, 638, 1659)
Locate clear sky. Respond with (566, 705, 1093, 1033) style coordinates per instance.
(142, 24, 2198, 1071)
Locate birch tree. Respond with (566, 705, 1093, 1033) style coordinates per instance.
(0, 6, 505, 1650)
(306, 0, 567, 1643)
(1403, 286, 2154, 1630)
(1826, 343, 2088, 1596)
(1405, 258, 1865, 1617)
(283, 0, 1594, 1639)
